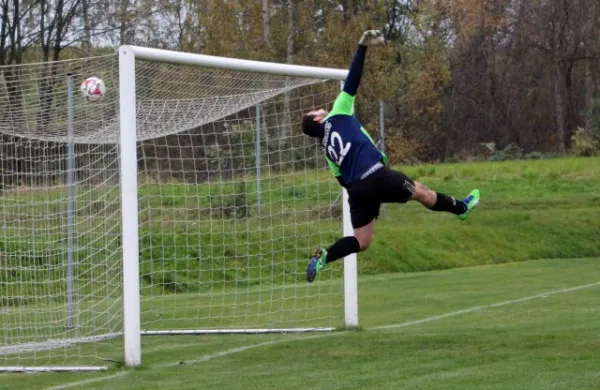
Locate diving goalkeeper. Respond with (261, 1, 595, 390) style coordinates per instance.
(302, 30, 480, 283)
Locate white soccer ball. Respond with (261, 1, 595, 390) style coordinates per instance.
(80, 76, 106, 102)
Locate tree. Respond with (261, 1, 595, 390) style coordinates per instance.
(511, 0, 599, 154)
(280, 0, 299, 148)
(0, 0, 42, 133)
(262, 0, 271, 49)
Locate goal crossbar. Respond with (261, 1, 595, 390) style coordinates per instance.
(126, 46, 349, 80)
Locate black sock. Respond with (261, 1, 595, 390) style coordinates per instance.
(430, 192, 467, 215)
(324, 236, 360, 264)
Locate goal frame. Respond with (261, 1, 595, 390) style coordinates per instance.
(118, 45, 358, 367)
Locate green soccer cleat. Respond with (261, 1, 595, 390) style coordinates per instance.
(458, 189, 480, 221)
(306, 248, 327, 283)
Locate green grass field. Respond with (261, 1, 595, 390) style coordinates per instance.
(1, 157, 599, 389)
(3, 156, 599, 297)
(1, 257, 599, 389)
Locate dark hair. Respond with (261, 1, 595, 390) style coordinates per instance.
(302, 114, 324, 138)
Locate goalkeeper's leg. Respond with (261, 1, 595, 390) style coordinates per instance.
(306, 220, 374, 283)
(307, 197, 378, 283)
(375, 167, 480, 220)
(409, 181, 480, 220)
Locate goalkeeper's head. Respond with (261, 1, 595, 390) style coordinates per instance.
(302, 109, 328, 138)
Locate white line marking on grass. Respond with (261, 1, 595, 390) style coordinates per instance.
(157, 334, 348, 368)
(372, 281, 600, 330)
(45, 371, 131, 390)
(44, 280, 600, 390)
(158, 340, 283, 368)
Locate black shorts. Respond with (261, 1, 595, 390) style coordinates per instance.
(346, 166, 415, 229)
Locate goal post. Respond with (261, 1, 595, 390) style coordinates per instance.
(119, 46, 142, 368)
(118, 46, 358, 367)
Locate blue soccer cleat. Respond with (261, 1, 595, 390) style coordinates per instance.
(306, 248, 327, 283)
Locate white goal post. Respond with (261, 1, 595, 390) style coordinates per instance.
(0, 46, 359, 372)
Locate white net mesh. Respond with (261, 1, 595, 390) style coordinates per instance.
(0, 53, 345, 369)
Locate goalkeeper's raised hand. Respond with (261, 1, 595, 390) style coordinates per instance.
(358, 30, 385, 47)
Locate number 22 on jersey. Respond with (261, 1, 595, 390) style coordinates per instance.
(327, 131, 352, 166)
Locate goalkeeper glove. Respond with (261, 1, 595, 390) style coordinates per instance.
(358, 30, 385, 47)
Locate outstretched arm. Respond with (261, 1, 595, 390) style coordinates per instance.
(344, 30, 385, 96)
(343, 45, 367, 97)
(331, 30, 385, 116)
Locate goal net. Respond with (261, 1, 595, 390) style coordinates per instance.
(0, 47, 355, 371)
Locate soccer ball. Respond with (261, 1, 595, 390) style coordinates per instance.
(80, 76, 106, 102)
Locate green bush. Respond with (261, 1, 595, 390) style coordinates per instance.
(569, 127, 598, 157)
(490, 142, 524, 161)
(523, 151, 558, 160)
